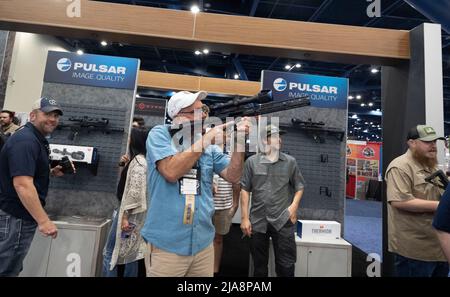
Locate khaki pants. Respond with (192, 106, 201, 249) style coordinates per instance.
(213, 208, 233, 235)
(144, 243, 214, 277)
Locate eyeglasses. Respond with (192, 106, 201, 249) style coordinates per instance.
(178, 104, 210, 115)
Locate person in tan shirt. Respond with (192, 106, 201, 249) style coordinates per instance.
(0, 110, 20, 134)
(386, 124, 449, 277)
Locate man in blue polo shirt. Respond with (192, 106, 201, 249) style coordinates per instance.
(0, 97, 70, 276)
(141, 90, 250, 277)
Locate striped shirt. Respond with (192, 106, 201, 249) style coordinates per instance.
(213, 174, 233, 210)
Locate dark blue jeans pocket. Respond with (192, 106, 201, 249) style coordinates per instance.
(20, 219, 37, 237)
(0, 214, 10, 241)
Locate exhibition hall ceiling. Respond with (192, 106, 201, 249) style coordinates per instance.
(60, 0, 450, 140)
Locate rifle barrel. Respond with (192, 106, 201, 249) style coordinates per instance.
(213, 96, 310, 120)
(209, 90, 273, 111)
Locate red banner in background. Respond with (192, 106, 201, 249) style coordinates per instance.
(347, 142, 381, 160)
(346, 141, 382, 199)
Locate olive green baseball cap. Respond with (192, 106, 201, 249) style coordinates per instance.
(407, 125, 445, 141)
(263, 124, 286, 138)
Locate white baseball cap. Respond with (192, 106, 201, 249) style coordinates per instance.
(167, 90, 207, 119)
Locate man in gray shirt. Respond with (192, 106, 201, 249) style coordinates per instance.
(240, 124, 305, 277)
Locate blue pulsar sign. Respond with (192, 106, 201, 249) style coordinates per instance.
(44, 51, 139, 90)
(261, 70, 348, 109)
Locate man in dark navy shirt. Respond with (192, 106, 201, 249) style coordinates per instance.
(0, 97, 70, 276)
(433, 184, 450, 264)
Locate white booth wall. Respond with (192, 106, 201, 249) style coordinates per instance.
(4, 32, 69, 112)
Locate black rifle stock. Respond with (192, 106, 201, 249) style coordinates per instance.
(57, 116, 124, 140)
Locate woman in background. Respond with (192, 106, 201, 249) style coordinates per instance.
(102, 128, 149, 277)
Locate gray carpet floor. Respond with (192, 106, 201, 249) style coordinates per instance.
(344, 199, 382, 260)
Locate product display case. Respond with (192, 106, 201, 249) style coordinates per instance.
(20, 216, 110, 277)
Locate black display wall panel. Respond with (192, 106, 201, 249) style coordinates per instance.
(41, 81, 135, 218)
(267, 105, 347, 224)
(49, 103, 127, 193)
(281, 127, 343, 210)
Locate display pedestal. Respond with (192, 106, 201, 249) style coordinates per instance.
(249, 234, 352, 277)
(20, 216, 110, 277)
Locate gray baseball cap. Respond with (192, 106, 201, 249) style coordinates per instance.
(407, 125, 445, 142)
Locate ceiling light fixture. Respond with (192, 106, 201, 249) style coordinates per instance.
(202, 49, 209, 54)
(285, 63, 302, 72)
(356, 95, 362, 100)
(76, 49, 84, 55)
(194, 50, 201, 55)
(100, 41, 108, 47)
(191, 5, 200, 14)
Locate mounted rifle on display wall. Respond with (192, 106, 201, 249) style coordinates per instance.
(57, 116, 124, 141)
(290, 118, 345, 143)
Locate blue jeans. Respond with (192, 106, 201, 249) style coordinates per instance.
(394, 253, 449, 277)
(0, 208, 37, 276)
(102, 210, 138, 277)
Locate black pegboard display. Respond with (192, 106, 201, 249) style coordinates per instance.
(281, 126, 344, 210)
(264, 105, 347, 223)
(48, 103, 127, 193)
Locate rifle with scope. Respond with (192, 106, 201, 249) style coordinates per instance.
(208, 90, 310, 120)
(57, 116, 125, 141)
(290, 118, 345, 143)
(168, 90, 311, 137)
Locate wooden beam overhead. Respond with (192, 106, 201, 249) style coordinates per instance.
(0, 0, 410, 65)
(138, 71, 261, 96)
